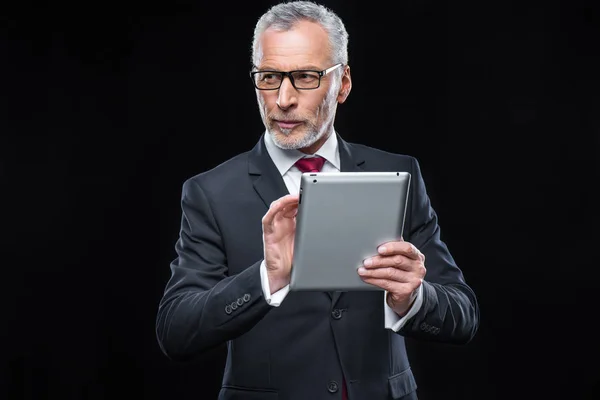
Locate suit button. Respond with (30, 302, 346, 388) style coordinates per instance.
(231, 302, 238, 310)
(225, 305, 232, 314)
(331, 309, 342, 320)
(327, 380, 339, 393)
(237, 298, 244, 306)
(243, 293, 251, 302)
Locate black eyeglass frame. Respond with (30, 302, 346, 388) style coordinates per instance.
(249, 63, 344, 90)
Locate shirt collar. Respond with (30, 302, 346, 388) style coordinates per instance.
(263, 130, 341, 176)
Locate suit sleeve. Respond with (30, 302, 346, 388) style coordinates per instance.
(155, 178, 273, 361)
(398, 157, 480, 344)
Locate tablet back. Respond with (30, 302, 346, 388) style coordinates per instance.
(290, 171, 411, 291)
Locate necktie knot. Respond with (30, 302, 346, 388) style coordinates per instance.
(294, 156, 326, 173)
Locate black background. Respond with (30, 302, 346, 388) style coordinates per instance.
(2, 0, 599, 399)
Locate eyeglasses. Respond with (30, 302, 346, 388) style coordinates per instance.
(250, 63, 343, 90)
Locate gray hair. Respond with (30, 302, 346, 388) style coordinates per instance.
(251, 1, 349, 69)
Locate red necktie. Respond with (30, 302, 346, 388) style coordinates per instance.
(294, 154, 350, 399)
(294, 156, 326, 173)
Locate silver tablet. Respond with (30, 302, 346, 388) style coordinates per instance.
(289, 171, 411, 292)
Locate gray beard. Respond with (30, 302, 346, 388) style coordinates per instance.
(268, 124, 324, 150)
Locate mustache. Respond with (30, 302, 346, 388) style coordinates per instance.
(268, 112, 304, 122)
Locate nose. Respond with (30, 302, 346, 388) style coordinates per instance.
(276, 75, 298, 110)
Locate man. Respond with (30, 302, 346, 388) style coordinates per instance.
(156, 2, 479, 399)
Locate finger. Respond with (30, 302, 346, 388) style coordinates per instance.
(262, 195, 299, 231)
(378, 240, 422, 260)
(357, 266, 412, 283)
(275, 203, 299, 222)
(282, 204, 299, 218)
(276, 194, 300, 208)
(358, 277, 413, 293)
(362, 254, 413, 271)
(271, 207, 295, 231)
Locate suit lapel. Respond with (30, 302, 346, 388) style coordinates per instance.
(338, 134, 365, 173)
(248, 135, 290, 209)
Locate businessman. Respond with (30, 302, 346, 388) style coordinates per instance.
(156, 2, 479, 399)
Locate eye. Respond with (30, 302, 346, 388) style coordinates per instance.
(261, 73, 280, 82)
(294, 71, 319, 82)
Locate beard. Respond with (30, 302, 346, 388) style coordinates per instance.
(266, 114, 324, 150)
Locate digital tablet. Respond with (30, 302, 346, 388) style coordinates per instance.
(289, 171, 411, 292)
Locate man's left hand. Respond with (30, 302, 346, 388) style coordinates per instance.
(357, 239, 426, 317)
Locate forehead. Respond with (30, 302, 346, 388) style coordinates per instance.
(258, 20, 331, 69)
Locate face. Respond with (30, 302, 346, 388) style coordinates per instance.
(254, 20, 352, 154)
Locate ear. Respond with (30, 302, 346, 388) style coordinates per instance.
(337, 65, 352, 104)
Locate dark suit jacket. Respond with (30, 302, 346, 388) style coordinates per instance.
(156, 134, 479, 400)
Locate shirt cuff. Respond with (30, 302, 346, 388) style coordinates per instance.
(259, 260, 289, 307)
(384, 283, 424, 331)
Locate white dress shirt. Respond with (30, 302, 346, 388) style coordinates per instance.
(259, 131, 423, 331)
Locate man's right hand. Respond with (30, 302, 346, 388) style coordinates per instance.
(262, 194, 300, 294)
